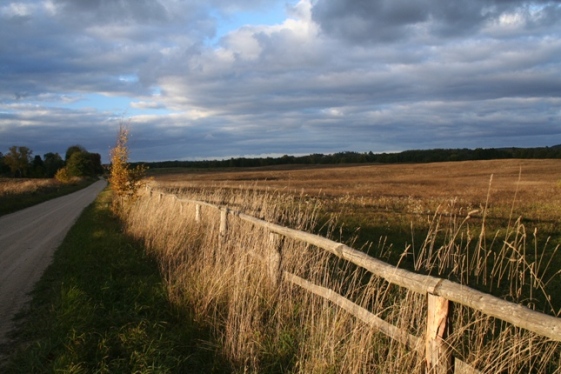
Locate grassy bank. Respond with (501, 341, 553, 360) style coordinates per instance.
(0, 178, 97, 216)
(1, 189, 227, 373)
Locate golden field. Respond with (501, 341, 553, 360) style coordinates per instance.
(120, 159, 561, 373)
(151, 159, 560, 193)
(152, 159, 561, 210)
(151, 159, 561, 246)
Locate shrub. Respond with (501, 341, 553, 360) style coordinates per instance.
(54, 167, 71, 184)
(109, 124, 147, 212)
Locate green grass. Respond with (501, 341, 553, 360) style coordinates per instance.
(0, 179, 96, 217)
(1, 189, 228, 373)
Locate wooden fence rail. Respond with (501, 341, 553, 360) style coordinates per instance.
(149, 187, 561, 373)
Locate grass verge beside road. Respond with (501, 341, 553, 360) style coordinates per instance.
(1, 188, 228, 373)
(0, 178, 97, 216)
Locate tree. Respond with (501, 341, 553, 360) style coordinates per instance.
(66, 151, 94, 177)
(89, 153, 104, 175)
(63, 146, 102, 178)
(43, 152, 65, 178)
(109, 124, 147, 211)
(0, 152, 8, 175)
(65, 145, 86, 162)
(4, 146, 33, 177)
(31, 155, 46, 177)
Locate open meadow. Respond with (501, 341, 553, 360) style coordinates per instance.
(129, 159, 561, 373)
(152, 158, 561, 251)
(151, 159, 561, 217)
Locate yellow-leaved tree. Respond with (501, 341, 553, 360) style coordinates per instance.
(109, 124, 147, 212)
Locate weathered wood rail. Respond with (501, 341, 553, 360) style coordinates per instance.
(149, 188, 561, 373)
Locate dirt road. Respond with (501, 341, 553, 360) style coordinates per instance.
(0, 180, 107, 346)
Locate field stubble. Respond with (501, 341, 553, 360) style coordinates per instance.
(123, 159, 561, 372)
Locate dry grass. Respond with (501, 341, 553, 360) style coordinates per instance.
(151, 159, 561, 199)
(120, 161, 561, 373)
(0, 178, 62, 196)
(153, 159, 561, 302)
(122, 189, 426, 372)
(0, 177, 90, 216)
(152, 159, 561, 237)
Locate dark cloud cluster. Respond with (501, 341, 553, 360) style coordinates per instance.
(312, 0, 561, 43)
(1, 0, 560, 162)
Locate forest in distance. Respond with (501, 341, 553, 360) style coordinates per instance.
(4, 145, 560, 177)
(139, 144, 561, 170)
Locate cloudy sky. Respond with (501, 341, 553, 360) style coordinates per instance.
(1, 0, 561, 162)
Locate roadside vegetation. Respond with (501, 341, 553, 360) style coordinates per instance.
(120, 178, 561, 372)
(133, 159, 560, 372)
(0, 188, 228, 373)
(108, 124, 148, 213)
(0, 177, 96, 216)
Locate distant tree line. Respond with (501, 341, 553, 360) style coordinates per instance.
(0, 145, 103, 179)
(137, 145, 561, 170)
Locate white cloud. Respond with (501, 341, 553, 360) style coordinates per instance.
(222, 28, 263, 60)
(1, 2, 36, 17)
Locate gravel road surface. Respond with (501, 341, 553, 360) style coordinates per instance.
(0, 180, 107, 346)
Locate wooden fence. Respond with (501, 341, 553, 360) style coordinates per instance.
(149, 188, 561, 373)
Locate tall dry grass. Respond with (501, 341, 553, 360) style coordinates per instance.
(0, 178, 60, 196)
(120, 184, 561, 373)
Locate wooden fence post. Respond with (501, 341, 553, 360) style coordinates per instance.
(195, 204, 201, 223)
(267, 232, 282, 286)
(159, 193, 163, 202)
(220, 208, 228, 236)
(426, 294, 452, 374)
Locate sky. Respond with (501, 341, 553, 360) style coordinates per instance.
(1, 0, 561, 163)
